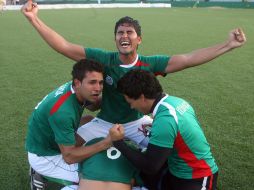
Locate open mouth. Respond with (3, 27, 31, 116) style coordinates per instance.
(120, 41, 131, 48)
(92, 93, 100, 98)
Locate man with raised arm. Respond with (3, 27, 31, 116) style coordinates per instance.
(21, 2, 246, 149)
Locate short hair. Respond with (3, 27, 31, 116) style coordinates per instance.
(114, 16, 141, 37)
(117, 70, 163, 100)
(72, 59, 104, 85)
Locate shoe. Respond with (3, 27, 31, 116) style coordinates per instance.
(29, 167, 46, 190)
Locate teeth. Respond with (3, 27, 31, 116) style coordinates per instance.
(121, 41, 130, 46)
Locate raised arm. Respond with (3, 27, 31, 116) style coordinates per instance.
(21, 1, 85, 61)
(165, 28, 247, 73)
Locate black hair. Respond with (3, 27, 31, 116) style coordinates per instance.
(117, 70, 163, 100)
(72, 59, 104, 85)
(114, 16, 141, 37)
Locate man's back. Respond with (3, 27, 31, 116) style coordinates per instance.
(151, 95, 218, 179)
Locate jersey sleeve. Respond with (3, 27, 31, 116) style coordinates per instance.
(149, 115, 177, 148)
(48, 111, 75, 146)
(152, 55, 170, 73)
(140, 55, 170, 76)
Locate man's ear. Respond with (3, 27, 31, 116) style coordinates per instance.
(138, 36, 142, 45)
(140, 94, 146, 102)
(73, 79, 81, 88)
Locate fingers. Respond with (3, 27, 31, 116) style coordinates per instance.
(234, 28, 246, 43)
(21, 1, 37, 13)
(118, 124, 124, 133)
(109, 124, 125, 141)
(112, 123, 123, 130)
(114, 124, 124, 135)
(26, 0, 33, 11)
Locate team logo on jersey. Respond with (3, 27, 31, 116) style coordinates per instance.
(105, 75, 113, 85)
(138, 124, 152, 137)
(54, 83, 68, 97)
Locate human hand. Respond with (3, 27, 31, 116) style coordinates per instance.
(109, 124, 125, 141)
(21, 0, 38, 20)
(227, 28, 246, 49)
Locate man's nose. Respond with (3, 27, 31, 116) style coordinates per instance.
(122, 32, 128, 38)
(95, 83, 103, 91)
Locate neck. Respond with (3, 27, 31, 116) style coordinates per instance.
(149, 93, 165, 113)
(119, 52, 138, 65)
(146, 99, 156, 114)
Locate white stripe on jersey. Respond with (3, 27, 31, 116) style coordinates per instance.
(153, 95, 179, 124)
(201, 176, 208, 190)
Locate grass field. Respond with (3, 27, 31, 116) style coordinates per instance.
(0, 7, 254, 190)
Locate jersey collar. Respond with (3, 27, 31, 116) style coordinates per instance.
(70, 84, 75, 94)
(152, 94, 168, 117)
(119, 55, 139, 68)
(71, 84, 86, 108)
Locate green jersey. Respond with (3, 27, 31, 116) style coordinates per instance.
(26, 82, 84, 156)
(150, 95, 218, 179)
(79, 138, 139, 184)
(85, 48, 169, 123)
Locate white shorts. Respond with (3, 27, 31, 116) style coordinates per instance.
(28, 152, 79, 183)
(77, 115, 153, 148)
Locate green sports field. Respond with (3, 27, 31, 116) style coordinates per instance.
(0, 7, 253, 190)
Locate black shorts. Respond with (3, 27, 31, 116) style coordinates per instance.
(160, 170, 218, 190)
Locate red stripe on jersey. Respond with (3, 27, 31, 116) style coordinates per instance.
(134, 60, 166, 76)
(174, 132, 212, 178)
(154, 72, 166, 76)
(135, 60, 150, 67)
(208, 174, 214, 190)
(50, 91, 72, 115)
